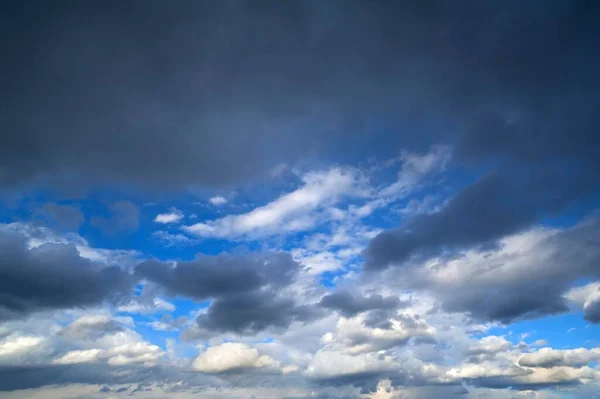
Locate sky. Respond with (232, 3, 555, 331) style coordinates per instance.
(1, 1, 600, 398)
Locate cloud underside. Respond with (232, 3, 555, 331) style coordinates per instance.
(1, 2, 598, 194)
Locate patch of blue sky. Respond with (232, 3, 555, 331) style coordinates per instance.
(485, 312, 600, 350)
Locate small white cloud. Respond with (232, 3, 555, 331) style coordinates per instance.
(154, 208, 184, 224)
(209, 196, 228, 206)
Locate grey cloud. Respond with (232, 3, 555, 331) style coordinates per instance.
(198, 290, 322, 335)
(584, 299, 600, 324)
(319, 291, 404, 318)
(136, 251, 300, 301)
(371, 217, 600, 324)
(518, 348, 600, 369)
(363, 309, 396, 330)
(137, 251, 321, 335)
(0, 229, 134, 319)
(58, 318, 124, 341)
(0, 363, 215, 392)
(365, 166, 598, 271)
(2, 2, 598, 195)
(36, 203, 85, 231)
(90, 200, 139, 236)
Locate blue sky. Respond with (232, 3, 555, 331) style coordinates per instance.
(1, 1, 600, 399)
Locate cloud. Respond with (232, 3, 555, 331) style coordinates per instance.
(196, 290, 321, 335)
(306, 349, 396, 382)
(209, 196, 228, 206)
(518, 348, 600, 369)
(467, 336, 512, 356)
(192, 342, 278, 373)
(117, 297, 176, 315)
(136, 251, 300, 301)
(379, 145, 450, 198)
(184, 168, 369, 239)
(0, 335, 45, 359)
(137, 251, 322, 335)
(566, 282, 600, 324)
(0, 228, 134, 320)
(319, 291, 404, 318)
(58, 315, 124, 341)
(36, 203, 85, 231)
(152, 231, 198, 247)
(154, 208, 184, 224)
(369, 217, 600, 323)
(2, 1, 597, 197)
(321, 312, 435, 356)
(90, 200, 140, 236)
(366, 166, 599, 272)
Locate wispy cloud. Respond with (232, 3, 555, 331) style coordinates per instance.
(183, 167, 370, 240)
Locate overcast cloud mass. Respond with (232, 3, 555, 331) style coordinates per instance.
(0, 1, 599, 398)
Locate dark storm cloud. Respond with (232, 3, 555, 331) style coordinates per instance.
(319, 291, 403, 318)
(197, 290, 321, 335)
(2, 1, 598, 194)
(136, 251, 300, 300)
(137, 251, 319, 334)
(365, 162, 599, 271)
(36, 203, 85, 231)
(375, 217, 600, 324)
(90, 200, 140, 236)
(439, 218, 600, 323)
(0, 228, 134, 319)
(0, 363, 215, 392)
(584, 298, 600, 324)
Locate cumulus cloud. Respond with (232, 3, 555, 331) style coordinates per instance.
(566, 282, 600, 324)
(319, 291, 405, 318)
(322, 313, 435, 356)
(467, 336, 512, 356)
(0, 228, 134, 320)
(519, 348, 600, 369)
(369, 218, 600, 323)
(136, 251, 321, 335)
(192, 342, 278, 373)
(136, 251, 300, 300)
(196, 290, 320, 335)
(306, 349, 396, 383)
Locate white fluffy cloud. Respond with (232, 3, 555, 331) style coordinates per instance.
(192, 342, 279, 373)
